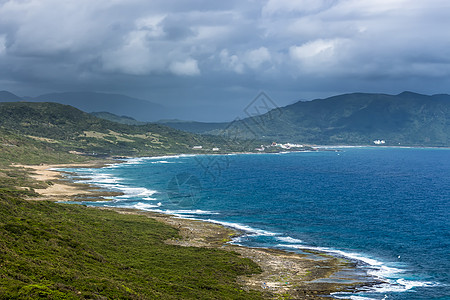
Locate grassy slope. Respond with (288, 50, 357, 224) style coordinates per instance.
(0, 127, 89, 165)
(0, 190, 263, 299)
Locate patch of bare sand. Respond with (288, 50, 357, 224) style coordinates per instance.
(13, 162, 120, 200)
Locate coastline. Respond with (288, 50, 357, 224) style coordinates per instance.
(13, 161, 122, 201)
(17, 160, 376, 299)
(106, 207, 373, 299)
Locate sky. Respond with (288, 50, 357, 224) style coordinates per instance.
(1, 0, 450, 121)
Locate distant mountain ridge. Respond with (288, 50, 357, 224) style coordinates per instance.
(0, 91, 170, 122)
(0, 91, 22, 102)
(209, 91, 450, 147)
(90, 111, 146, 125)
(33, 92, 168, 122)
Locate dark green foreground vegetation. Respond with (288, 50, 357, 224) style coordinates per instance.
(0, 189, 264, 299)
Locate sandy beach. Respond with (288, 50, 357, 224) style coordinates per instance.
(16, 161, 373, 299)
(13, 161, 121, 201)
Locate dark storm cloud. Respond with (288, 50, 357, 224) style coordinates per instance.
(1, 0, 450, 121)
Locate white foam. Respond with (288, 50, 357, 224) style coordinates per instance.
(277, 243, 440, 296)
(332, 295, 378, 300)
(88, 173, 120, 184)
(130, 202, 160, 210)
(103, 155, 195, 168)
(59, 164, 165, 209)
(232, 236, 243, 243)
(331, 293, 378, 300)
(276, 236, 303, 244)
(205, 220, 278, 236)
(396, 278, 438, 289)
(104, 163, 120, 169)
(365, 279, 440, 294)
(115, 187, 157, 198)
(278, 244, 401, 275)
(121, 157, 148, 165)
(164, 210, 218, 215)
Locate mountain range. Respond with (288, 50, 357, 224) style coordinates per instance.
(1, 90, 449, 147)
(211, 91, 450, 146)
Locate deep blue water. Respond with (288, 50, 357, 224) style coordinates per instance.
(62, 148, 450, 300)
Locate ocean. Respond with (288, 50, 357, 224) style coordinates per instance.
(60, 147, 450, 299)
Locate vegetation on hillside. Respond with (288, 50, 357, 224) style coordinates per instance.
(0, 102, 258, 158)
(0, 128, 89, 165)
(0, 189, 264, 299)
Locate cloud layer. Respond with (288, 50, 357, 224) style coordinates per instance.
(1, 0, 450, 120)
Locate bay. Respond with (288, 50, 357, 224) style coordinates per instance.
(62, 147, 450, 300)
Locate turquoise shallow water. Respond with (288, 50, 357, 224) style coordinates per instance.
(62, 148, 450, 299)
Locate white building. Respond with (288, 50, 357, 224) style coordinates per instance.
(373, 140, 386, 145)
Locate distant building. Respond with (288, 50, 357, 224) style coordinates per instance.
(192, 146, 203, 149)
(212, 147, 220, 151)
(286, 143, 303, 148)
(373, 140, 386, 145)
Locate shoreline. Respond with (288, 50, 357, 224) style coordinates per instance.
(12, 161, 122, 201)
(105, 207, 376, 299)
(16, 160, 377, 299)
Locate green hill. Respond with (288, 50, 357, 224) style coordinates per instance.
(209, 92, 450, 147)
(0, 102, 253, 158)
